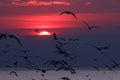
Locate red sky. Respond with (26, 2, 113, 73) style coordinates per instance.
(0, 0, 120, 29)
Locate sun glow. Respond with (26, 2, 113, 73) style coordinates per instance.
(38, 31, 51, 36)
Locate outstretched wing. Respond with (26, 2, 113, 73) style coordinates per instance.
(9, 71, 18, 77)
(56, 44, 63, 53)
(69, 12, 78, 20)
(60, 11, 68, 15)
(82, 20, 91, 27)
(9, 34, 22, 47)
(0, 33, 7, 40)
(60, 11, 78, 20)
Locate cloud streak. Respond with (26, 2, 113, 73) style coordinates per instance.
(11, 0, 70, 6)
(85, 1, 92, 6)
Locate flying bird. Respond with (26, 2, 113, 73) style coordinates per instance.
(56, 44, 70, 57)
(53, 32, 57, 40)
(35, 67, 54, 76)
(84, 43, 111, 54)
(56, 65, 76, 74)
(9, 71, 18, 77)
(0, 33, 8, 40)
(44, 60, 68, 67)
(104, 64, 112, 70)
(110, 59, 119, 68)
(8, 34, 22, 47)
(60, 11, 78, 20)
(82, 20, 100, 30)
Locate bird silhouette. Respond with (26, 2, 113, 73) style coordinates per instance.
(35, 67, 54, 77)
(44, 60, 68, 67)
(56, 65, 76, 74)
(92, 66, 100, 71)
(60, 11, 78, 20)
(13, 61, 18, 66)
(9, 71, 18, 77)
(82, 20, 100, 30)
(110, 59, 119, 68)
(104, 64, 112, 70)
(53, 32, 57, 40)
(8, 34, 22, 47)
(0, 33, 8, 40)
(0, 33, 22, 47)
(84, 43, 111, 54)
(60, 77, 70, 80)
(56, 44, 70, 57)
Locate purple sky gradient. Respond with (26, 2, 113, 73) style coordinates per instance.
(0, 0, 120, 30)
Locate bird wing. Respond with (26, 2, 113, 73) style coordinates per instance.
(56, 44, 63, 52)
(70, 12, 78, 20)
(82, 20, 90, 27)
(60, 11, 68, 15)
(9, 35, 22, 46)
(60, 60, 68, 65)
(0, 34, 7, 40)
(9, 71, 18, 77)
(56, 67, 64, 72)
(92, 67, 99, 71)
(60, 11, 78, 20)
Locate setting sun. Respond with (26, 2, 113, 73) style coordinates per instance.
(38, 31, 51, 36)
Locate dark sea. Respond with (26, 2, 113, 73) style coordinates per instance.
(0, 26, 120, 80)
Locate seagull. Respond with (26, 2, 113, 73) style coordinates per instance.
(0, 33, 8, 40)
(110, 59, 119, 68)
(104, 64, 112, 70)
(53, 32, 57, 40)
(92, 66, 100, 71)
(82, 20, 100, 30)
(60, 11, 78, 20)
(8, 34, 22, 47)
(9, 71, 18, 77)
(56, 65, 76, 74)
(84, 43, 111, 54)
(56, 44, 70, 57)
(44, 60, 68, 67)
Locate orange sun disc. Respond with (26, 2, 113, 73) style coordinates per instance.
(38, 31, 51, 36)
